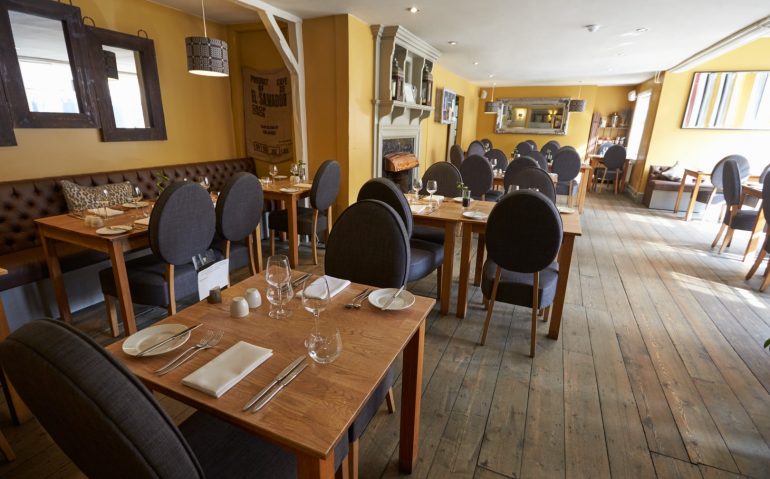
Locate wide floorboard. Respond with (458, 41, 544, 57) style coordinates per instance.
(1, 192, 769, 478)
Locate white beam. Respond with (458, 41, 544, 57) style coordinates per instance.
(230, 0, 301, 24)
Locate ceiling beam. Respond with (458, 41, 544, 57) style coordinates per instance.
(230, 0, 301, 24)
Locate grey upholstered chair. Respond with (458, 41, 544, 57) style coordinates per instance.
(512, 166, 557, 203)
(504, 156, 540, 193)
(514, 140, 534, 157)
(0, 319, 348, 478)
(759, 163, 770, 184)
(449, 144, 465, 169)
(467, 140, 486, 157)
(552, 147, 582, 206)
(700, 154, 752, 220)
(414, 162, 462, 244)
(526, 140, 538, 150)
(99, 181, 215, 336)
(594, 145, 626, 194)
(324, 199, 408, 478)
(527, 150, 548, 170)
(485, 148, 509, 170)
(745, 181, 770, 290)
(213, 172, 263, 278)
(711, 159, 760, 257)
(357, 178, 444, 286)
(480, 138, 493, 151)
(269, 160, 340, 265)
(460, 154, 502, 201)
(479, 191, 563, 357)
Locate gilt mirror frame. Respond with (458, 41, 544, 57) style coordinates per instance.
(495, 97, 570, 135)
(86, 26, 166, 142)
(0, 0, 97, 128)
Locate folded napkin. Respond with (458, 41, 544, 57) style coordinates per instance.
(295, 183, 313, 188)
(182, 341, 273, 398)
(428, 195, 445, 201)
(410, 204, 427, 214)
(87, 207, 123, 218)
(134, 217, 150, 226)
(299, 275, 350, 298)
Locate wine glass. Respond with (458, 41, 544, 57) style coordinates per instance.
(302, 277, 341, 364)
(289, 163, 299, 183)
(489, 157, 497, 172)
(131, 186, 143, 218)
(266, 255, 291, 319)
(426, 180, 438, 203)
(266, 284, 294, 319)
(411, 178, 422, 203)
(197, 176, 210, 191)
(101, 188, 110, 217)
(269, 165, 278, 182)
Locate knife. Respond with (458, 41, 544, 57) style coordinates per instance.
(380, 285, 406, 311)
(251, 362, 309, 413)
(291, 272, 312, 288)
(242, 355, 306, 411)
(135, 323, 201, 357)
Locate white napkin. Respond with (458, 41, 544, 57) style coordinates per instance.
(299, 275, 350, 298)
(410, 204, 427, 214)
(87, 207, 123, 218)
(295, 183, 313, 188)
(134, 217, 150, 226)
(182, 341, 272, 398)
(431, 195, 445, 201)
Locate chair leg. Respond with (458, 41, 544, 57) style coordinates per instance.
(246, 235, 257, 277)
(614, 170, 620, 194)
(543, 305, 551, 322)
(324, 206, 333, 244)
(760, 263, 770, 292)
(530, 272, 539, 358)
(269, 229, 276, 256)
(104, 295, 120, 337)
(254, 224, 264, 273)
(385, 388, 396, 413)
(480, 266, 502, 346)
(336, 453, 349, 479)
(719, 227, 735, 254)
(0, 429, 14, 461)
(711, 224, 727, 249)
(436, 266, 442, 301)
(312, 210, 319, 265)
(166, 264, 176, 316)
(474, 234, 485, 286)
(348, 438, 359, 479)
(718, 203, 727, 224)
(746, 243, 767, 280)
(567, 180, 574, 207)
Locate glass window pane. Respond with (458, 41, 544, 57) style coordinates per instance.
(104, 46, 149, 128)
(9, 11, 79, 113)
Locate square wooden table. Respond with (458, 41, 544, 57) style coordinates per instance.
(261, 180, 313, 268)
(412, 199, 582, 339)
(106, 273, 434, 478)
(673, 169, 711, 221)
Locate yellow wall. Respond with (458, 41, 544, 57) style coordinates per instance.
(420, 64, 479, 167)
(1, 0, 236, 182)
(643, 38, 770, 177)
(593, 86, 634, 118)
(628, 77, 664, 191)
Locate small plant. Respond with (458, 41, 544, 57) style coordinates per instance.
(153, 171, 170, 194)
(765, 338, 769, 349)
(457, 181, 467, 191)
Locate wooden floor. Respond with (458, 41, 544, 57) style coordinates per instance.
(1, 192, 769, 478)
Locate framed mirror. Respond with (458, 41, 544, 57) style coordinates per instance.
(682, 71, 770, 130)
(495, 98, 570, 135)
(0, 0, 96, 128)
(86, 26, 166, 141)
(0, 79, 15, 146)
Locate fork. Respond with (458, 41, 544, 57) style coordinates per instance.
(344, 288, 370, 309)
(154, 330, 223, 375)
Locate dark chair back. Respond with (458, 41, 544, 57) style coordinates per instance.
(504, 156, 540, 192)
(711, 155, 750, 190)
(513, 167, 557, 203)
(485, 148, 508, 168)
(722, 159, 742, 207)
(467, 141, 485, 157)
(541, 140, 560, 157)
(150, 181, 215, 265)
(526, 140, 538, 150)
(449, 144, 464, 169)
(422, 161, 462, 197)
(603, 145, 627, 170)
(559, 145, 577, 153)
(310, 160, 341, 211)
(216, 172, 263, 241)
(357, 178, 412, 236)
(552, 148, 581, 182)
(526, 151, 547, 170)
(486, 191, 562, 274)
(0, 320, 204, 479)
(480, 138, 493, 151)
(325, 200, 410, 288)
(515, 141, 534, 156)
(460, 154, 494, 198)
(758, 163, 770, 184)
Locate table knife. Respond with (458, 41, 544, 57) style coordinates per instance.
(242, 355, 306, 411)
(135, 323, 201, 357)
(291, 273, 312, 288)
(380, 285, 405, 311)
(251, 362, 309, 413)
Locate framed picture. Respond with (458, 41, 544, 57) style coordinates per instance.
(436, 88, 456, 124)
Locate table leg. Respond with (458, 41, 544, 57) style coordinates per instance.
(578, 171, 589, 214)
(40, 234, 72, 322)
(287, 198, 299, 268)
(743, 208, 766, 262)
(399, 320, 425, 473)
(684, 175, 702, 221)
(673, 176, 687, 214)
(474, 230, 484, 286)
(547, 234, 576, 339)
(439, 223, 455, 315)
(108, 241, 137, 336)
(296, 450, 336, 479)
(456, 224, 474, 319)
(0, 299, 31, 423)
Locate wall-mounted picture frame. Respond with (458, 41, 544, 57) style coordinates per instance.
(682, 71, 770, 130)
(436, 88, 456, 124)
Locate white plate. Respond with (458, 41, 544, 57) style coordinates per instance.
(280, 187, 300, 193)
(95, 225, 133, 235)
(122, 201, 149, 208)
(453, 197, 474, 203)
(462, 211, 488, 220)
(122, 324, 192, 357)
(274, 175, 288, 180)
(369, 288, 416, 311)
(557, 206, 576, 214)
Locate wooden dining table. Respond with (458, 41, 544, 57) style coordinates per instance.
(106, 273, 434, 478)
(261, 179, 313, 268)
(493, 163, 592, 213)
(412, 198, 582, 339)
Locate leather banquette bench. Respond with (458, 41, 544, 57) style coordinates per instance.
(642, 165, 715, 211)
(0, 158, 257, 297)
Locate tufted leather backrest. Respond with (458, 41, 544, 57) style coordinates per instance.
(0, 158, 255, 256)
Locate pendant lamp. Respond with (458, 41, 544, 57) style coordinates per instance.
(568, 84, 586, 112)
(484, 83, 501, 114)
(186, 0, 229, 77)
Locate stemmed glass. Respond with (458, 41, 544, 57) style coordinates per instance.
(269, 165, 278, 182)
(101, 188, 110, 217)
(489, 157, 498, 174)
(426, 180, 438, 203)
(411, 178, 422, 203)
(197, 176, 210, 191)
(266, 255, 292, 319)
(290, 163, 299, 183)
(302, 277, 341, 364)
(131, 186, 144, 218)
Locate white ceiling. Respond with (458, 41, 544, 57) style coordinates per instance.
(150, 0, 770, 86)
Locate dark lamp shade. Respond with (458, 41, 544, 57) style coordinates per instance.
(186, 36, 229, 77)
(568, 99, 586, 112)
(103, 50, 119, 80)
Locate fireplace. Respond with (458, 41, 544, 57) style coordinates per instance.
(382, 137, 418, 192)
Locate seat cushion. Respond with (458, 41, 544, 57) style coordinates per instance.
(268, 207, 328, 236)
(408, 239, 443, 282)
(411, 225, 445, 245)
(484, 190, 504, 202)
(480, 259, 559, 309)
(212, 238, 253, 273)
(725, 209, 760, 230)
(555, 180, 580, 196)
(99, 254, 199, 307)
(0, 244, 109, 291)
(348, 366, 397, 441)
